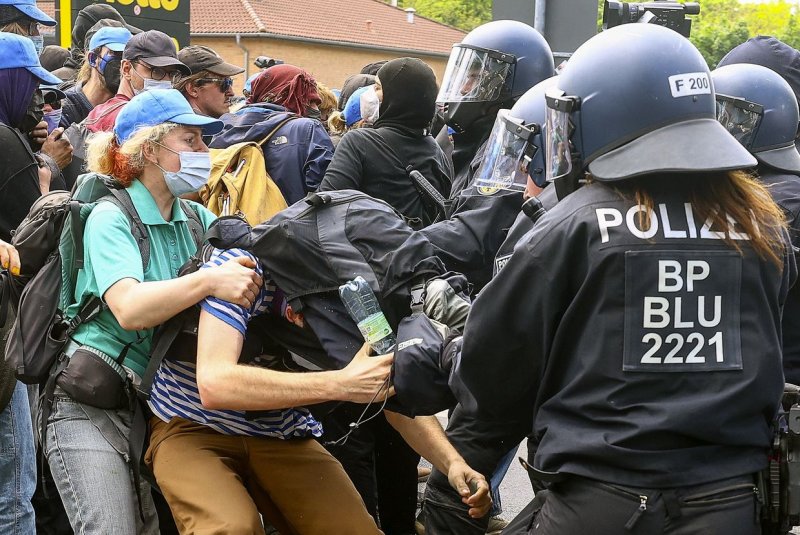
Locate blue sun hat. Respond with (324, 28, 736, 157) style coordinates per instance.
(114, 88, 223, 143)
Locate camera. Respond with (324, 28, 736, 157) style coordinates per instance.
(602, 0, 700, 38)
(254, 56, 284, 69)
(761, 384, 800, 534)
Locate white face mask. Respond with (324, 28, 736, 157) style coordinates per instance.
(131, 68, 174, 95)
(29, 35, 43, 56)
(361, 85, 381, 125)
(154, 143, 211, 197)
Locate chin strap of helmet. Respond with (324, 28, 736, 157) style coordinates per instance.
(552, 151, 585, 201)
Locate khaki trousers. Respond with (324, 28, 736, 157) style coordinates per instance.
(145, 416, 382, 535)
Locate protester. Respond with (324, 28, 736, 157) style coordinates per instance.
(210, 64, 333, 204)
(0, 242, 34, 535)
(146, 255, 392, 533)
(316, 81, 338, 126)
(337, 72, 376, 110)
(0, 31, 64, 535)
(82, 30, 190, 134)
(40, 84, 65, 134)
(52, 3, 139, 82)
(326, 84, 379, 147)
(42, 89, 259, 533)
(60, 24, 131, 127)
(39, 45, 69, 72)
(175, 45, 244, 119)
(0, 0, 54, 53)
(320, 57, 451, 228)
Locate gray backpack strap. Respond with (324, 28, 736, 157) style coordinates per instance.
(102, 189, 150, 271)
(178, 200, 205, 249)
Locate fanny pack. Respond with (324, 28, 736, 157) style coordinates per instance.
(55, 345, 131, 410)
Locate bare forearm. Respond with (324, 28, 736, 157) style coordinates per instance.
(199, 363, 353, 410)
(108, 271, 211, 330)
(384, 410, 464, 474)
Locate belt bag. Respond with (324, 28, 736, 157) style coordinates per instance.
(55, 347, 129, 410)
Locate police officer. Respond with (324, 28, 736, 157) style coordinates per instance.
(449, 24, 793, 534)
(711, 63, 800, 387)
(422, 20, 554, 292)
(420, 77, 559, 534)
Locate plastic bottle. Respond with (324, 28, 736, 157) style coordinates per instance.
(339, 276, 396, 355)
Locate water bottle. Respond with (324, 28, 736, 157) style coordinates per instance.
(339, 276, 396, 355)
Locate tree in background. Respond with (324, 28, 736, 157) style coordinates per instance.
(394, 0, 491, 31)
(396, 0, 798, 67)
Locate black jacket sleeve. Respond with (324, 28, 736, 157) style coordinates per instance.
(318, 130, 364, 192)
(0, 125, 42, 241)
(421, 187, 524, 291)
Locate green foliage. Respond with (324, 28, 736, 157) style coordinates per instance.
(595, 0, 800, 68)
(404, 0, 800, 66)
(394, 0, 491, 31)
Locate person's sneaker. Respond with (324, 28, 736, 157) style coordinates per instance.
(486, 516, 509, 535)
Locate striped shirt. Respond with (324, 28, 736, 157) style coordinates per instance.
(148, 247, 322, 439)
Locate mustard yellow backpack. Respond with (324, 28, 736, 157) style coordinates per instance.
(201, 116, 295, 225)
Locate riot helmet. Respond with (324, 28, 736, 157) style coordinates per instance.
(474, 77, 558, 191)
(437, 20, 554, 134)
(711, 63, 800, 174)
(544, 24, 755, 198)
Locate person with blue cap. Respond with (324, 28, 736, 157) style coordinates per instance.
(325, 84, 378, 146)
(40, 88, 261, 534)
(0, 30, 62, 535)
(0, 0, 55, 55)
(83, 29, 190, 135)
(61, 24, 133, 128)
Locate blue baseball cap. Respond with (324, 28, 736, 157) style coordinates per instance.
(0, 32, 61, 84)
(114, 88, 223, 143)
(343, 85, 371, 127)
(244, 72, 259, 94)
(0, 0, 56, 26)
(89, 26, 132, 52)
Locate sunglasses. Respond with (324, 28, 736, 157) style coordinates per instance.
(197, 77, 234, 92)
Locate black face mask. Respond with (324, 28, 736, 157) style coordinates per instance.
(101, 58, 122, 94)
(305, 106, 321, 120)
(19, 89, 45, 134)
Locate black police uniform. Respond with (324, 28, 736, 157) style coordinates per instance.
(422, 187, 557, 534)
(760, 169, 800, 384)
(440, 180, 794, 534)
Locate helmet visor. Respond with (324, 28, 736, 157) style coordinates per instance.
(545, 89, 579, 183)
(474, 109, 540, 192)
(437, 45, 515, 103)
(716, 94, 764, 150)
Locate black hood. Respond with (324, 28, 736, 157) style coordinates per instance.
(374, 57, 438, 135)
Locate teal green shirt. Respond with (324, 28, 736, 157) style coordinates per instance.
(68, 180, 217, 378)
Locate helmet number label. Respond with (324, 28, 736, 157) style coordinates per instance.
(622, 250, 742, 372)
(668, 72, 711, 98)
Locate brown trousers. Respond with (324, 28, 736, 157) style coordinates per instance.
(145, 416, 382, 535)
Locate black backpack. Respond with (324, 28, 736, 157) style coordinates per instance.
(197, 190, 446, 379)
(3, 173, 203, 385)
(208, 189, 446, 326)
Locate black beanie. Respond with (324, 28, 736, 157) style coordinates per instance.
(373, 57, 438, 134)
